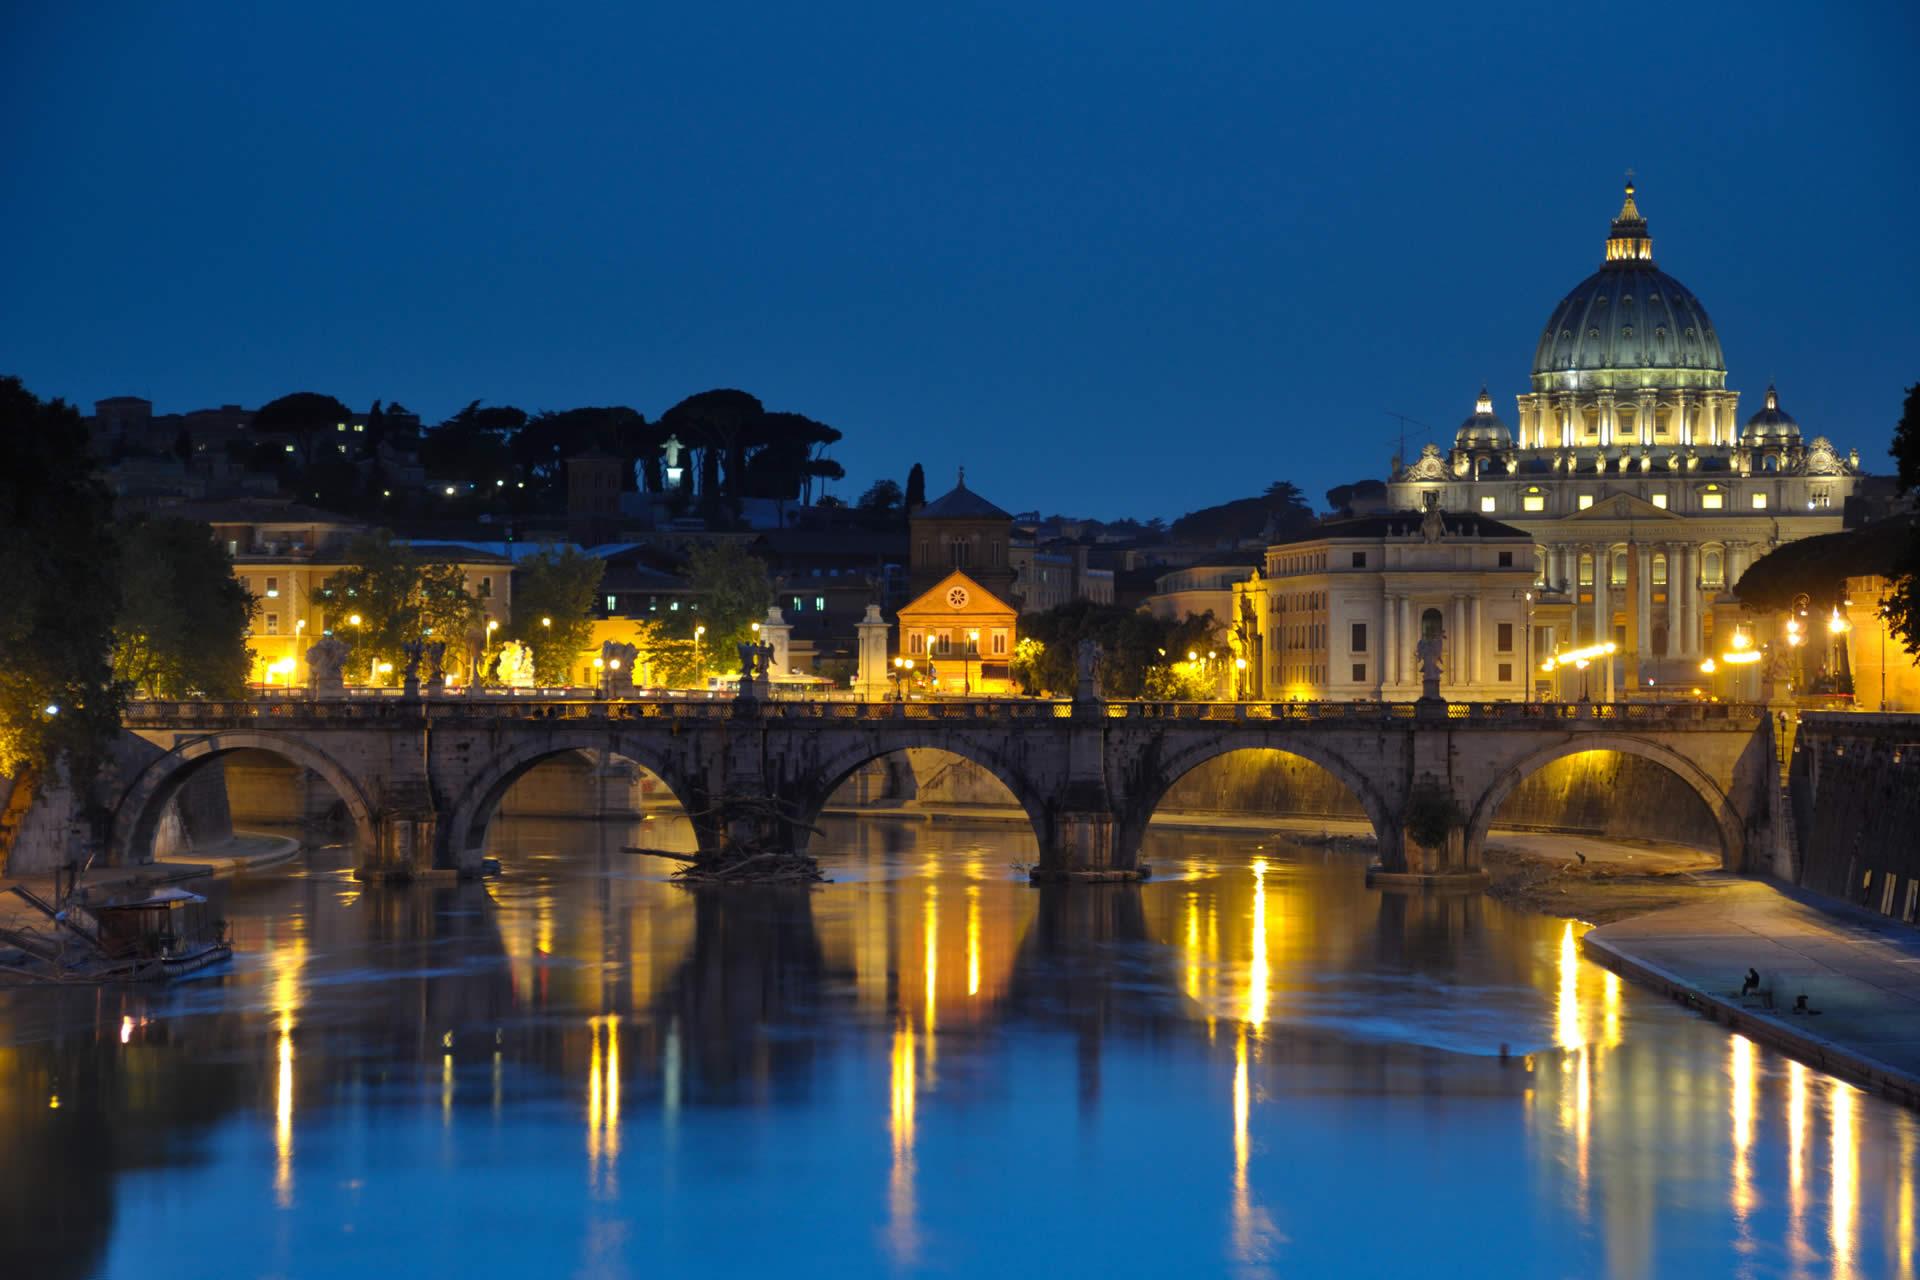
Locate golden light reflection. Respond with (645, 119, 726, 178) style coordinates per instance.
(1601, 970, 1621, 1048)
(1555, 923, 1584, 1051)
(1830, 1079, 1856, 1280)
(267, 926, 306, 1211)
(586, 1016, 622, 1196)
(1788, 1059, 1809, 1265)
(1245, 860, 1270, 1031)
(1229, 1025, 1273, 1264)
(274, 1016, 293, 1208)
(888, 1021, 919, 1266)
(1898, 1116, 1915, 1279)
(441, 1052, 454, 1126)
(1185, 890, 1201, 1001)
(922, 883, 939, 1079)
(966, 885, 980, 998)
(1729, 1035, 1755, 1240)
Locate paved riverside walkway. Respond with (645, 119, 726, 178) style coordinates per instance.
(1584, 881, 1920, 1108)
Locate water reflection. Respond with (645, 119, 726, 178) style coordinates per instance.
(0, 817, 1914, 1278)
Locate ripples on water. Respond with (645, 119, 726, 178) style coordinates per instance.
(1, 817, 1915, 1279)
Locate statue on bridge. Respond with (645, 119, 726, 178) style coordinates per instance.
(1415, 630, 1445, 702)
(306, 634, 349, 698)
(735, 641, 775, 699)
(1075, 638, 1103, 702)
(600, 640, 639, 697)
(494, 640, 535, 689)
(401, 640, 426, 697)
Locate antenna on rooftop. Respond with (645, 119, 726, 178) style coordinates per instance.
(1384, 411, 1435, 470)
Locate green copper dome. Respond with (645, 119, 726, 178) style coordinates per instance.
(1530, 182, 1727, 395)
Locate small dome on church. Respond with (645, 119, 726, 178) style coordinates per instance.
(1454, 385, 1511, 449)
(1743, 384, 1800, 445)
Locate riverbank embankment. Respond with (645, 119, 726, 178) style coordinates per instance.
(1582, 881, 1920, 1108)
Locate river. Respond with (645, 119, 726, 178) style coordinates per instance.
(1, 817, 1915, 1278)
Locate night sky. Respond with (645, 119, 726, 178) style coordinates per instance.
(6, 3, 1916, 519)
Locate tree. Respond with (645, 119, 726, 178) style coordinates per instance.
(1169, 481, 1317, 545)
(420, 401, 521, 493)
(905, 462, 927, 510)
(1015, 601, 1220, 697)
(1884, 382, 1920, 658)
(253, 391, 353, 472)
(509, 546, 604, 685)
(513, 406, 647, 501)
(0, 379, 121, 784)
(858, 479, 903, 513)
(682, 542, 773, 662)
(319, 531, 484, 685)
(111, 517, 254, 698)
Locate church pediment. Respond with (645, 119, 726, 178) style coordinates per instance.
(1558, 490, 1684, 522)
(898, 569, 1017, 619)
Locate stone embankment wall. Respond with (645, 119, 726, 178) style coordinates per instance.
(2, 738, 233, 875)
(838, 745, 1721, 850)
(1790, 713, 1920, 923)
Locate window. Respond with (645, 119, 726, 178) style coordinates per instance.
(606, 594, 617, 612)
(1611, 551, 1627, 587)
(992, 632, 1007, 655)
(1522, 489, 1546, 512)
(266, 613, 280, 635)
(1751, 492, 1768, 510)
(479, 576, 492, 598)
(265, 576, 279, 598)
(910, 632, 924, 653)
(1578, 554, 1594, 587)
(1652, 554, 1668, 586)
(1703, 551, 1724, 586)
(647, 596, 659, 613)
(1496, 622, 1514, 652)
(1351, 551, 1366, 568)
(791, 596, 805, 612)
(1701, 487, 1723, 510)
(1577, 494, 1594, 510)
(814, 596, 826, 612)
(1651, 492, 1668, 509)
(1351, 622, 1367, 653)
(1352, 663, 1366, 682)
(226, 539, 239, 556)
(670, 600, 681, 611)
(1498, 551, 1514, 567)
(1480, 496, 1496, 513)
(949, 541, 971, 567)
(1498, 662, 1512, 682)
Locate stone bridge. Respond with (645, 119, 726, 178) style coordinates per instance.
(113, 696, 1776, 883)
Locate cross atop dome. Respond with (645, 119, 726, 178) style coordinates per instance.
(1605, 175, 1654, 264)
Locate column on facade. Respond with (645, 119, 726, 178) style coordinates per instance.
(1381, 591, 1397, 694)
(1451, 595, 1468, 689)
(1592, 546, 1610, 647)
(1686, 545, 1704, 657)
(1634, 544, 1653, 665)
(1664, 542, 1682, 657)
(1470, 595, 1485, 686)
(1637, 390, 1657, 446)
(1397, 596, 1411, 686)
(1676, 391, 1694, 446)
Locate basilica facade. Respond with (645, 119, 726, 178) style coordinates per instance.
(1382, 181, 1866, 687)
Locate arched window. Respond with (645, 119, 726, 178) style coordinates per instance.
(1703, 550, 1724, 587)
(1652, 554, 1668, 587)
(1578, 553, 1594, 587)
(1420, 608, 1444, 641)
(1610, 551, 1627, 587)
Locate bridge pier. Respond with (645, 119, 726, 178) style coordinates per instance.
(1031, 703, 1146, 883)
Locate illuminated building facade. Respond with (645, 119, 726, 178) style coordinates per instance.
(1231, 509, 1537, 701)
(1386, 182, 1866, 686)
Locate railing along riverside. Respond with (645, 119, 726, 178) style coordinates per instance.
(122, 696, 1766, 729)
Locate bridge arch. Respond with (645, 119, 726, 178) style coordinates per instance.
(112, 730, 378, 866)
(441, 732, 703, 869)
(1463, 733, 1745, 870)
(790, 732, 1052, 858)
(1114, 734, 1395, 869)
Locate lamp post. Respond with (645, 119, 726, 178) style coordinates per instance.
(693, 624, 706, 686)
(965, 629, 980, 696)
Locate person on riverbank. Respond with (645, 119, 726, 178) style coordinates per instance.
(1739, 968, 1760, 997)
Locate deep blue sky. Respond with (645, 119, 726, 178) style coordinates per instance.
(6, 3, 1916, 519)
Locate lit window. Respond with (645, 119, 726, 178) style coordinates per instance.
(1577, 494, 1594, 510)
(669, 601, 680, 611)
(1651, 492, 1668, 509)
(1652, 554, 1668, 586)
(606, 594, 616, 612)
(1578, 554, 1594, 587)
(1611, 552, 1627, 587)
(1479, 496, 1496, 513)
(814, 596, 825, 612)
(792, 596, 804, 612)
(266, 614, 280, 635)
(1701, 488, 1723, 510)
(1751, 492, 1768, 510)
(1522, 491, 1545, 512)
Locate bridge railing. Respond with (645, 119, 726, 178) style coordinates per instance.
(123, 696, 1766, 729)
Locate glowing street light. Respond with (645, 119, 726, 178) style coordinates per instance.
(348, 614, 363, 627)
(540, 617, 551, 629)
